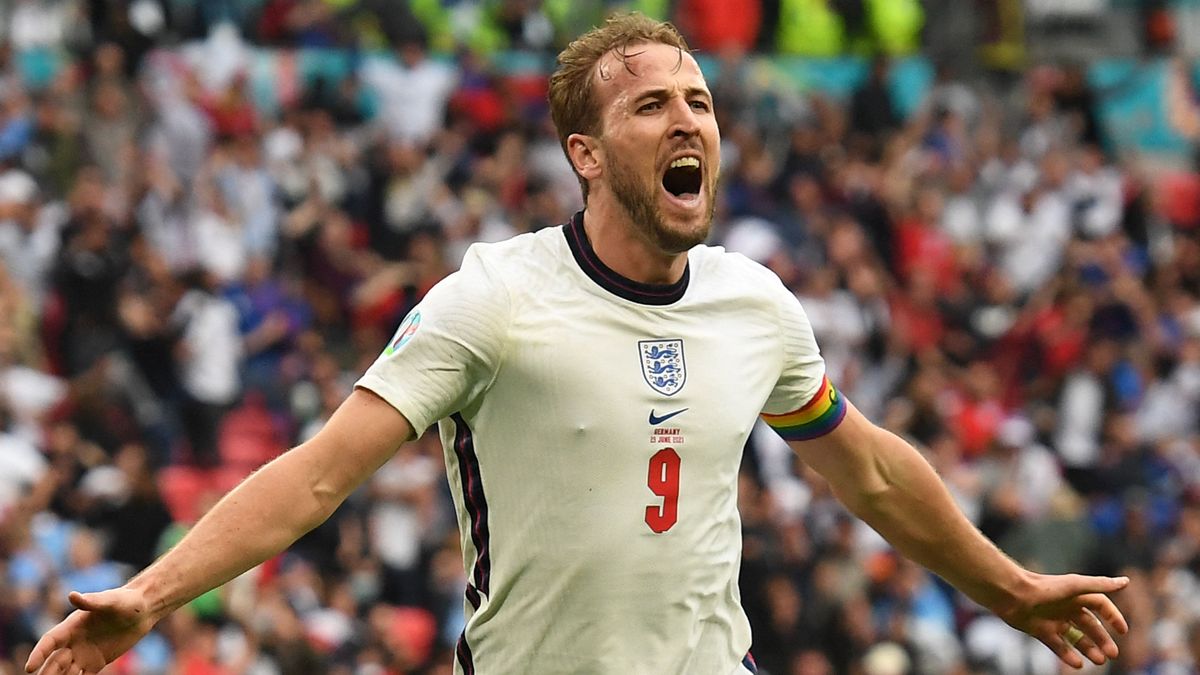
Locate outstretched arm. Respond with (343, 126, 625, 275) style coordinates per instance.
(789, 402, 1128, 669)
(26, 388, 413, 675)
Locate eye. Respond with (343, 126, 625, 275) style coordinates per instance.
(690, 100, 710, 112)
(638, 101, 663, 113)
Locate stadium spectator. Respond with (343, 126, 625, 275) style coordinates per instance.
(1, 3, 1199, 674)
(360, 32, 458, 146)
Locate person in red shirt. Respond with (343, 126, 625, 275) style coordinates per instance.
(674, 0, 763, 53)
(893, 185, 959, 295)
(198, 73, 259, 140)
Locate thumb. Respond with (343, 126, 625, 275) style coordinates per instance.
(68, 590, 119, 612)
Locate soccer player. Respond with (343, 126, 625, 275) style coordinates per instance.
(27, 14, 1127, 675)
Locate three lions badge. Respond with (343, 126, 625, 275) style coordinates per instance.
(639, 339, 686, 396)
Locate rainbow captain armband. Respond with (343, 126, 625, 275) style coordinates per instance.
(760, 376, 848, 441)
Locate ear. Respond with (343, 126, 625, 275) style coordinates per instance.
(566, 133, 603, 183)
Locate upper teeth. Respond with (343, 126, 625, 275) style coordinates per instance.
(670, 157, 700, 169)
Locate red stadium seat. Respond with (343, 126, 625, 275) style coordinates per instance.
(156, 466, 212, 525)
(217, 396, 285, 470)
(1158, 170, 1200, 229)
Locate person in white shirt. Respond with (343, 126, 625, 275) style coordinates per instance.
(28, 15, 1128, 675)
(0, 170, 63, 311)
(986, 182, 1072, 296)
(360, 34, 458, 146)
(173, 272, 243, 467)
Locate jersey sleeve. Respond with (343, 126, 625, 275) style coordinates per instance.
(759, 283, 847, 442)
(355, 246, 511, 434)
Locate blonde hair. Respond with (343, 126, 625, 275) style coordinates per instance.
(548, 13, 691, 201)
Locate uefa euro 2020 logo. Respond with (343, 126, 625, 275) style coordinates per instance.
(384, 310, 422, 357)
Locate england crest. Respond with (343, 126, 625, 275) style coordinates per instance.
(639, 339, 686, 396)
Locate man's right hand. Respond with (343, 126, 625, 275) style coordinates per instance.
(25, 588, 156, 675)
(25, 389, 416, 674)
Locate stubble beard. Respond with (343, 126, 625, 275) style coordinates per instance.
(605, 147, 716, 255)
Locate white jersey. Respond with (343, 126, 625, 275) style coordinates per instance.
(356, 212, 847, 675)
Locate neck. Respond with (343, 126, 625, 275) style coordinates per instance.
(581, 198, 688, 285)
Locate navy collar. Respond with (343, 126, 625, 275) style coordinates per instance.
(562, 211, 689, 306)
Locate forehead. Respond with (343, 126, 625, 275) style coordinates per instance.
(593, 41, 707, 103)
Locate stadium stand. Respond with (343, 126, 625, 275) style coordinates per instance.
(1, 1, 1199, 673)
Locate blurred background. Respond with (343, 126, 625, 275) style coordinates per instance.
(0, 0, 1199, 673)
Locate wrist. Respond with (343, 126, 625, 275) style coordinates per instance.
(984, 566, 1037, 622)
(124, 574, 177, 624)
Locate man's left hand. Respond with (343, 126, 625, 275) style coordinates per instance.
(997, 572, 1130, 669)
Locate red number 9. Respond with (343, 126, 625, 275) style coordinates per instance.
(645, 448, 681, 533)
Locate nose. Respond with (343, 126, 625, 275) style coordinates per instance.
(667, 98, 700, 139)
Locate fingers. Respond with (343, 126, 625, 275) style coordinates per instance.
(1040, 630, 1085, 670)
(1055, 607, 1123, 668)
(39, 649, 75, 675)
(25, 633, 58, 672)
(1024, 573, 1131, 670)
(1039, 614, 1122, 670)
(1066, 620, 1110, 666)
(1077, 590, 1130, 635)
(1074, 606, 1120, 661)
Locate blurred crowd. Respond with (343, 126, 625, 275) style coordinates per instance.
(1, 1, 1199, 674)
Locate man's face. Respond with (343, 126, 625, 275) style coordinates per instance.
(591, 42, 720, 254)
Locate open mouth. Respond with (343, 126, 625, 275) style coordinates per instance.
(662, 157, 702, 201)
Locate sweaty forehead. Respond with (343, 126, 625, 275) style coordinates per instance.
(593, 42, 707, 101)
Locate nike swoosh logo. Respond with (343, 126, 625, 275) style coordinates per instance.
(649, 408, 688, 425)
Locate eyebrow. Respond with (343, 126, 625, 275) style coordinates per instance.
(633, 86, 713, 104)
